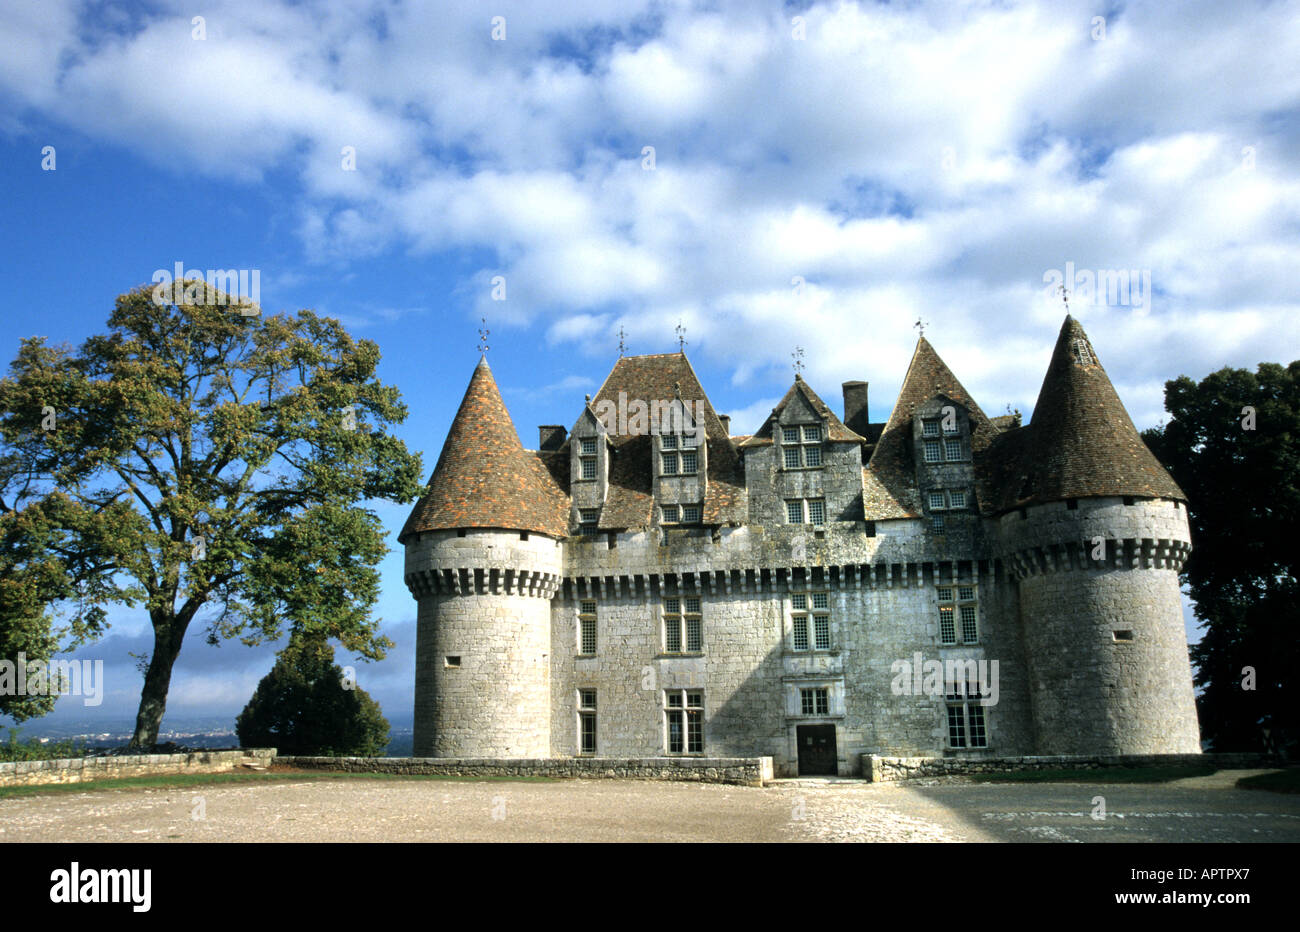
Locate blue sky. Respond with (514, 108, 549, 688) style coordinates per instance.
(1, 0, 1297, 733)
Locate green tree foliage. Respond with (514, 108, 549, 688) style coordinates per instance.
(0, 281, 423, 746)
(1141, 361, 1299, 754)
(235, 634, 389, 756)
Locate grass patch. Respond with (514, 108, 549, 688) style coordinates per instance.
(0, 768, 555, 800)
(968, 765, 1217, 784)
(1236, 770, 1300, 794)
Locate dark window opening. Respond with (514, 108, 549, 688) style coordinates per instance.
(1066, 499, 1078, 510)
(519, 531, 529, 540)
(1123, 496, 1135, 506)
(445, 656, 461, 668)
(456, 529, 467, 537)
(1113, 630, 1134, 642)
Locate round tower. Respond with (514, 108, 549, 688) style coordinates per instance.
(399, 358, 567, 758)
(997, 317, 1201, 755)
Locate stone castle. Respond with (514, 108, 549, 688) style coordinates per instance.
(399, 315, 1202, 776)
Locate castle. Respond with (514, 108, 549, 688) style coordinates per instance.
(399, 315, 1202, 776)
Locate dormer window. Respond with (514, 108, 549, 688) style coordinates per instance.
(922, 419, 940, 437)
(660, 432, 700, 476)
(781, 424, 823, 469)
(579, 508, 599, 537)
(662, 452, 679, 475)
(681, 449, 698, 474)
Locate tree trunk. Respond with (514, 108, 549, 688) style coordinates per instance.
(128, 614, 185, 749)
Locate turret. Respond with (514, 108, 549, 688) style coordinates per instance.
(399, 357, 566, 757)
(995, 316, 1201, 755)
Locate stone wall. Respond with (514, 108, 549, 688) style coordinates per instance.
(1000, 498, 1201, 755)
(0, 749, 276, 788)
(864, 752, 1267, 782)
(407, 529, 561, 758)
(279, 755, 774, 787)
(550, 520, 1037, 775)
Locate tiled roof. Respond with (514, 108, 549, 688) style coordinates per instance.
(399, 357, 569, 541)
(590, 353, 746, 527)
(980, 316, 1185, 512)
(739, 376, 865, 448)
(867, 335, 997, 513)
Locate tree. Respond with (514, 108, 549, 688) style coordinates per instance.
(235, 633, 389, 756)
(1141, 361, 1300, 754)
(0, 280, 423, 747)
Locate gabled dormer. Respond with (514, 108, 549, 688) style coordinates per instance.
(569, 403, 609, 535)
(740, 375, 867, 526)
(655, 399, 706, 524)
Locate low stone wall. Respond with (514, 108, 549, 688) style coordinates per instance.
(279, 755, 774, 787)
(0, 749, 277, 788)
(863, 751, 1269, 782)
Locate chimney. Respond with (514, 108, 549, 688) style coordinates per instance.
(718, 414, 731, 436)
(842, 381, 870, 436)
(538, 425, 567, 451)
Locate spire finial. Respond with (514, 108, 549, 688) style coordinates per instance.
(914, 317, 928, 338)
(1057, 284, 1070, 315)
(617, 325, 627, 357)
(792, 345, 805, 376)
(676, 320, 687, 353)
(477, 317, 490, 354)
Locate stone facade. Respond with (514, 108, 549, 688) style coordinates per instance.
(401, 316, 1203, 777)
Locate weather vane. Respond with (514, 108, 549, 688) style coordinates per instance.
(1057, 284, 1070, 314)
(617, 325, 627, 357)
(477, 317, 490, 354)
(676, 320, 687, 353)
(914, 317, 928, 337)
(792, 346, 805, 375)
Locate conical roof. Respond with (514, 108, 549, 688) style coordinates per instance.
(1007, 315, 1185, 507)
(399, 357, 568, 541)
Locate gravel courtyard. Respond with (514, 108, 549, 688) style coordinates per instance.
(1, 771, 1297, 843)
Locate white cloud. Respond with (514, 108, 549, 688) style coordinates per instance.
(0, 0, 1296, 426)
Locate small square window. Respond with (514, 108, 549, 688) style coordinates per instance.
(808, 500, 825, 524)
(579, 688, 596, 710)
(682, 504, 702, 523)
(581, 438, 598, 456)
(662, 505, 679, 523)
(811, 592, 829, 610)
(661, 434, 678, 450)
(782, 427, 800, 444)
(803, 446, 822, 467)
(681, 450, 698, 473)
(784, 448, 801, 469)
(787, 500, 804, 523)
(922, 419, 940, 437)
(580, 508, 599, 523)
(580, 600, 596, 614)
(924, 439, 941, 463)
(662, 453, 679, 475)
(949, 490, 967, 509)
(666, 691, 683, 708)
(928, 491, 946, 511)
(931, 515, 945, 533)
(937, 588, 954, 602)
(791, 593, 807, 610)
(958, 585, 975, 601)
(945, 438, 963, 460)
(445, 655, 461, 667)
(685, 596, 701, 614)
(581, 457, 597, 480)
(803, 425, 822, 442)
